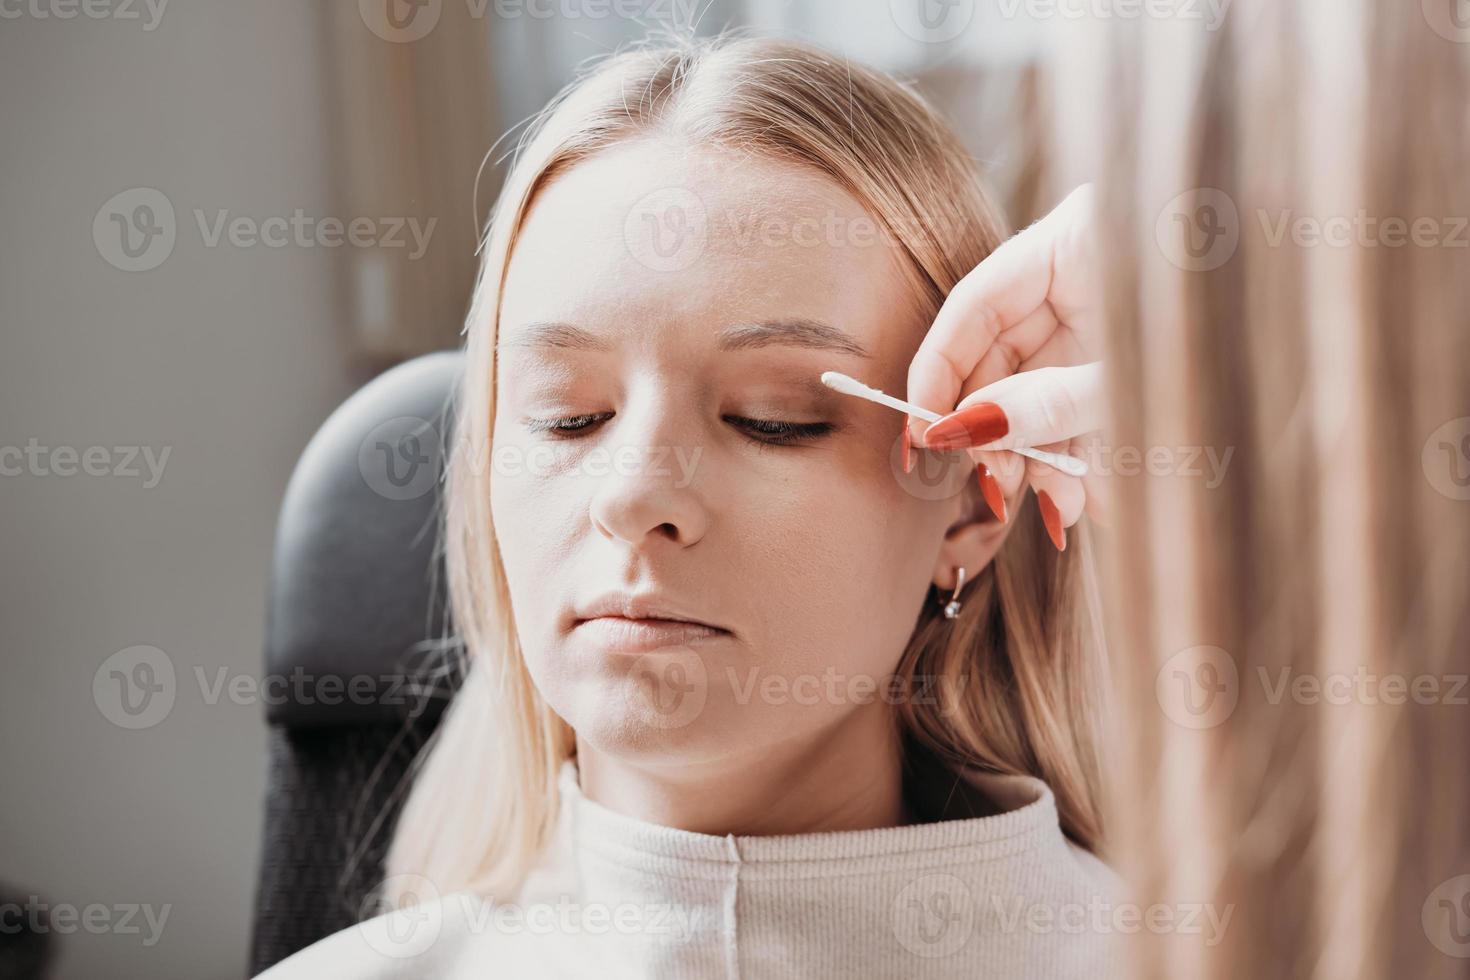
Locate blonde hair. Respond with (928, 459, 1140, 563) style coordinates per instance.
(1078, 1, 1470, 976)
(384, 31, 1109, 902)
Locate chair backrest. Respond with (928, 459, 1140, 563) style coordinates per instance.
(249, 351, 463, 974)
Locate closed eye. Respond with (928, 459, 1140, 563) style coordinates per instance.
(523, 413, 834, 446)
(524, 413, 610, 435)
(724, 415, 835, 446)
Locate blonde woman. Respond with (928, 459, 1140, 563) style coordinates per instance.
(259, 30, 1119, 980)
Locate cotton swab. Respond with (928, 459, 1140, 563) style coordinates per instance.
(819, 371, 1089, 478)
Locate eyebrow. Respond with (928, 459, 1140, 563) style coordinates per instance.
(497, 318, 871, 358)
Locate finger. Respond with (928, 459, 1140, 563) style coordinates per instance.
(1026, 453, 1085, 553)
(906, 184, 1100, 448)
(1073, 435, 1111, 526)
(923, 362, 1105, 453)
(970, 447, 1024, 522)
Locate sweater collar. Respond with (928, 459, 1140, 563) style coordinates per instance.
(549, 755, 1065, 881)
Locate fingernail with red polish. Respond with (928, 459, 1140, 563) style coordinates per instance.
(977, 464, 1006, 522)
(1037, 490, 1066, 552)
(922, 402, 1009, 451)
(902, 417, 914, 474)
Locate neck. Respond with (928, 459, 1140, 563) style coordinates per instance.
(574, 701, 914, 836)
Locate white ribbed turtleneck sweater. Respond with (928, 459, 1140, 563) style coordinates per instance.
(259, 758, 1123, 979)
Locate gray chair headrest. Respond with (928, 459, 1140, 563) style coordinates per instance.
(264, 351, 463, 728)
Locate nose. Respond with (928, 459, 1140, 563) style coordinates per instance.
(587, 394, 710, 549)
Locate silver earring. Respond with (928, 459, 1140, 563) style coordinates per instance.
(941, 566, 968, 620)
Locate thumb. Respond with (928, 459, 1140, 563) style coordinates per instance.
(920, 362, 1105, 452)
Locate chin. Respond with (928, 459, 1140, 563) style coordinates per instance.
(560, 664, 747, 764)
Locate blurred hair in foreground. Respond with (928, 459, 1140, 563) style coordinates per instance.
(1068, 0, 1470, 975)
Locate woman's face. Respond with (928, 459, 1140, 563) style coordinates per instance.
(492, 139, 975, 765)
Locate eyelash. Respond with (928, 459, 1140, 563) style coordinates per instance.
(525, 413, 834, 446)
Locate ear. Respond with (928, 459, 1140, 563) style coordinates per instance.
(932, 472, 1011, 591)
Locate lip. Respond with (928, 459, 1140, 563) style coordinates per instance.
(574, 617, 729, 653)
(573, 591, 726, 631)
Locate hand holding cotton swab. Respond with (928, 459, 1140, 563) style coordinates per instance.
(818, 371, 1089, 478)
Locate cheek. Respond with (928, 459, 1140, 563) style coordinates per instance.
(739, 474, 935, 684)
(488, 443, 580, 634)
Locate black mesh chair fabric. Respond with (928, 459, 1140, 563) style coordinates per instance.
(248, 352, 463, 975)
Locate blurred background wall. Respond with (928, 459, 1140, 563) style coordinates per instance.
(0, 1, 1061, 976)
